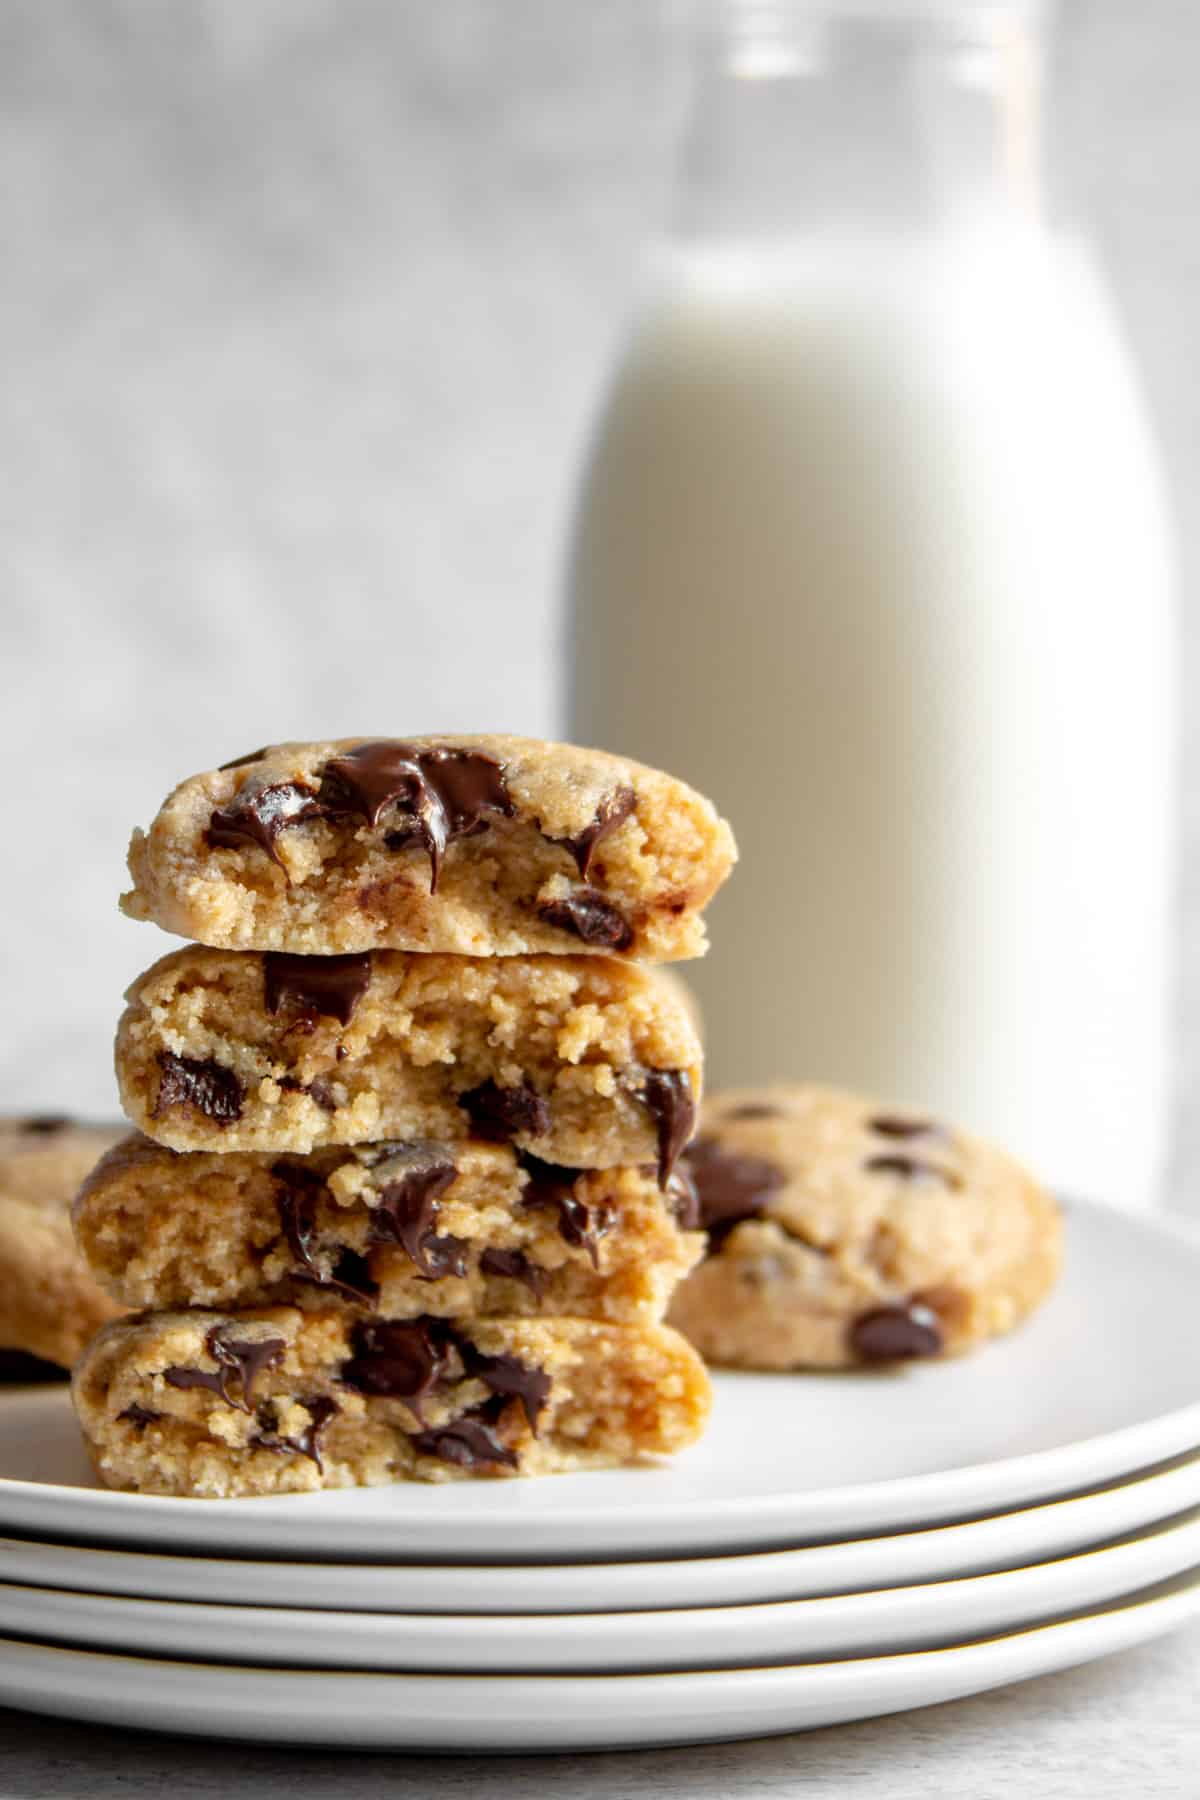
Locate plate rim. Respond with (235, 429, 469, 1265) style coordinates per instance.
(0, 1504, 1197, 1659)
(0, 1569, 1194, 1692)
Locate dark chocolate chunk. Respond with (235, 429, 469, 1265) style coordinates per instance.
(665, 1165, 701, 1232)
(273, 1165, 378, 1303)
(479, 1247, 545, 1298)
(17, 1115, 70, 1136)
(318, 741, 513, 894)
(340, 1316, 457, 1406)
(641, 1069, 696, 1188)
(863, 1154, 959, 1188)
(254, 1394, 340, 1469)
(369, 1144, 463, 1280)
(547, 786, 637, 879)
(869, 1115, 940, 1140)
(537, 891, 634, 952)
(164, 1326, 285, 1414)
(162, 1364, 230, 1402)
(458, 1343, 550, 1434)
(153, 1052, 243, 1125)
(218, 746, 272, 771)
(684, 1136, 786, 1248)
(409, 1408, 518, 1471)
(519, 1155, 612, 1270)
(117, 1403, 161, 1427)
(263, 951, 373, 1027)
(207, 780, 323, 868)
(849, 1302, 944, 1363)
(460, 1079, 550, 1145)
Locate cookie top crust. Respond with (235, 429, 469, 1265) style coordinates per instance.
(667, 1083, 1061, 1370)
(0, 1117, 126, 1210)
(121, 735, 737, 963)
(689, 1084, 1050, 1250)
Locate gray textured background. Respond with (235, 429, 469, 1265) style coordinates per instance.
(3, 0, 1199, 1203)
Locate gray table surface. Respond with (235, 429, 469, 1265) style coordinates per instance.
(0, 1619, 1195, 1798)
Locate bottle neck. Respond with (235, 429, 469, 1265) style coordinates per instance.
(671, 0, 1046, 243)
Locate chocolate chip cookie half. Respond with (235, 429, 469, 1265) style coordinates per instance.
(667, 1085, 1062, 1370)
(73, 1306, 712, 1493)
(75, 1133, 703, 1323)
(121, 735, 736, 963)
(115, 947, 700, 1173)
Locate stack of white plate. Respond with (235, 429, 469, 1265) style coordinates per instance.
(1, 1196, 1199, 1750)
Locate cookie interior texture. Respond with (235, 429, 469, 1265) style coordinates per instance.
(76, 1132, 703, 1321)
(114, 945, 701, 1169)
(667, 1083, 1062, 1370)
(73, 1307, 712, 1494)
(121, 735, 737, 963)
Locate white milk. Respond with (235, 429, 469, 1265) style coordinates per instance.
(568, 237, 1174, 1206)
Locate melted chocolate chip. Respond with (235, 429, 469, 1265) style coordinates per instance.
(263, 951, 373, 1027)
(863, 1154, 959, 1188)
(665, 1165, 701, 1231)
(117, 1403, 161, 1427)
(460, 1079, 550, 1145)
(684, 1136, 786, 1248)
(161, 1364, 229, 1402)
(153, 1052, 243, 1125)
(458, 1342, 550, 1434)
(218, 746, 272, 771)
(367, 1145, 462, 1279)
(641, 1069, 696, 1188)
(307, 1076, 339, 1113)
(869, 1115, 940, 1140)
(164, 1326, 285, 1414)
(273, 1166, 378, 1304)
(724, 1103, 782, 1122)
(519, 1155, 612, 1270)
(17, 1115, 70, 1136)
(410, 1408, 518, 1471)
(254, 1394, 340, 1469)
(849, 1302, 944, 1363)
(340, 1317, 457, 1406)
(318, 741, 514, 894)
(548, 786, 637, 879)
(207, 780, 323, 868)
(479, 1247, 545, 1297)
(340, 1316, 550, 1443)
(537, 891, 634, 952)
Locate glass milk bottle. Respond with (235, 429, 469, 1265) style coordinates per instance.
(567, 0, 1175, 1208)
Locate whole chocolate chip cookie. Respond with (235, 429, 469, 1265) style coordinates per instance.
(121, 735, 736, 964)
(74, 1304, 711, 1494)
(667, 1085, 1062, 1370)
(0, 1117, 126, 1368)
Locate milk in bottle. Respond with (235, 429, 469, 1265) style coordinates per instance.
(568, 1, 1175, 1208)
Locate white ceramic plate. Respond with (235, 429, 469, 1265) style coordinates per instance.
(4, 1200, 1200, 1562)
(3, 1449, 1200, 1614)
(3, 1510, 1198, 1672)
(0, 1572, 1197, 1748)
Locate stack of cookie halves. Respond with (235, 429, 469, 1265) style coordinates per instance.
(71, 737, 736, 1497)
